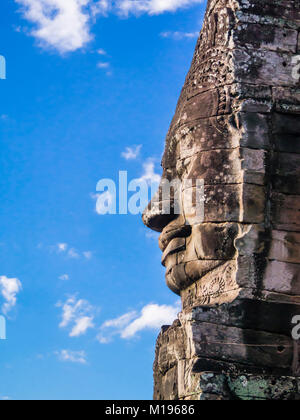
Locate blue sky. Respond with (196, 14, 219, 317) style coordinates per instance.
(0, 0, 206, 400)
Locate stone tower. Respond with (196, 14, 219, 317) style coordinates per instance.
(143, 0, 300, 400)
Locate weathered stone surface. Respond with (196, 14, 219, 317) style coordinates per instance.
(143, 0, 300, 401)
(185, 149, 266, 186)
(190, 322, 293, 370)
(271, 193, 300, 232)
(272, 153, 300, 194)
(273, 112, 300, 153)
(264, 261, 300, 295)
(269, 231, 300, 264)
(203, 184, 266, 223)
(233, 24, 298, 53)
(177, 113, 271, 162)
(153, 317, 300, 400)
(197, 373, 300, 401)
(188, 299, 300, 336)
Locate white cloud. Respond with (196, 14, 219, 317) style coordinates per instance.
(145, 231, 159, 240)
(70, 316, 94, 337)
(97, 61, 112, 76)
(121, 303, 180, 338)
(83, 251, 92, 259)
(91, 0, 111, 16)
(57, 296, 95, 337)
(58, 297, 80, 328)
(56, 243, 90, 259)
(116, 0, 203, 16)
(138, 160, 161, 186)
(68, 248, 80, 259)
(97, 61, 110, 69)
(97, 335, 111, 344)
(57, 243, 68, 252)
(0, 276, 22, 315)
(161, 31, 199, 40)
(98, 312, 137, 343)
(16, 0, 93, 53)
(59, 274, 70, 281)
(98, 302, 180, 342)
(16, 0, 203, 53)
(97, 48, 107, 55)
(122, 145, 142, 160)
(102, 311, 137, 329)
(56, 349, 87, 364)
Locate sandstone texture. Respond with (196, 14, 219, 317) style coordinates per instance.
(143, 0, 300, 400)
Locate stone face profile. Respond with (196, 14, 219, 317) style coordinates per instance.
(143, 0, 300, 400)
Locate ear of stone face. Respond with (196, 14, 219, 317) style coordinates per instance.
(144, 0, 300, 400)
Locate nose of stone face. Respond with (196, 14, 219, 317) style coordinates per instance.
(142, 192, 179, 233)
(142, 171, 186, 232)
(142, 161, 183, 232)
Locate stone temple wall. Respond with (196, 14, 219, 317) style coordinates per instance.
(143, 0, 300, 400)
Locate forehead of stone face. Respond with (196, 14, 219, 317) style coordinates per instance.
(161, 1, 235, 175)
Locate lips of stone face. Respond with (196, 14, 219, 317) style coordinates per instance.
(159, 221, 242, 295)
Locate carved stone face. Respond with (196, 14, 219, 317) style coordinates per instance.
(149, 0, 300, 401)
(142, 100, 256, 303)
(142, 136, 245, 298)
(142, 0, 300, 308)
(141, 8, 253, 301)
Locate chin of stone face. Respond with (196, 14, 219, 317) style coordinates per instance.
(143, 0, 300, 401)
